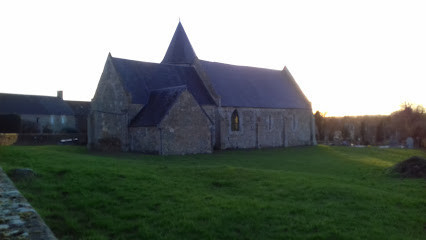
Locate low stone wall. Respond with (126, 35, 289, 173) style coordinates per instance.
(0, 133, 18, 146)
(0, 133, 87, 146)
(0, 167, 57, 240)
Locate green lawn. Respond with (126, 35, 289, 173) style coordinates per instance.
(0, 145, 425, 240)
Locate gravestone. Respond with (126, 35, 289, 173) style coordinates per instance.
(406, 137, 414, 149)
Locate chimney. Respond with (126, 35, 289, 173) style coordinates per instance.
(57, 90, 63, 100)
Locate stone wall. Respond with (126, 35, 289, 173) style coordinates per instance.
(0, 167, 57, 239)
(20, 114, 76, 133)
(218, 107, 315, 149)
(0, 133, 18, 146)
(159, 91, 212, 155)
(129, 127, 160, 153)
(88, 55, 133, 151)
(88, 112, 129, 151)
(284, 109, 316, 146)
(0, 133, 86, 146)
(128, 104, 144, 121)
(201, 105, 219, 149)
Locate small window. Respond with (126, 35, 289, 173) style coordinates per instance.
(50, 115, 54, 124)
(292, 114, 297, 130)
(61, 115, 66, 124)
(231, 110, 239, 131)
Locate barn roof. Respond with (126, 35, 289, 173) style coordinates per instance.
(65, 100, 90, 116)
(162, 22, 197, 64)
(198, 60, 311, 109)
(130, 86, 186, 127)
(0, 93, 74, 115)
(111, 56, 214, 106)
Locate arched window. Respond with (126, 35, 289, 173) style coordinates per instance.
(231, 110, 239, 131)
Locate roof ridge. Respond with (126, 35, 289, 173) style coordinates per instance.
(111, 56, 157, 65)
(112, 56, 196, 69)
(0, 92, 62, 99)
(65, 100, 90, 103)
(159, 62, 194, 68)
(150, 85, 187, 92)
(0, 92, 75, 115)
(199, 59, 283, 72)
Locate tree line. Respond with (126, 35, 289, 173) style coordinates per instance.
(314, 103, 426, 148)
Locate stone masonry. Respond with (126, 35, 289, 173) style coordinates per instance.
(157, 91, 212, 155)
(88, 55, 131, 151)
(129, 90, 212, 155)
(0, 167, 57, 240)
(213, 107, 315, 150)
(88, 22, 317, 155)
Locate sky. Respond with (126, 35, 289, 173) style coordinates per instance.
(0, 0, 425, 116)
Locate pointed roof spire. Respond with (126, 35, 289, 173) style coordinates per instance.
(162, 22, 197, 64)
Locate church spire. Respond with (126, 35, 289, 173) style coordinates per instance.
(162, 22, 197, 64)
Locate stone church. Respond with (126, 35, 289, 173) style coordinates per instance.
(88, 22, 316, 155)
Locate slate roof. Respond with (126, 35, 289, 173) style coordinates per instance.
(0, 93, 74, 115)
(162, 22, 197, 64)
(130, 86, 186, 127)
(198, 60, 311, 109)
(111, 57, 215, 106)
(109, 22, 311, 115)
(65, 101, 91, 116)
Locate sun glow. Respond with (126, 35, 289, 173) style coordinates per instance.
(0, 0, 425, 116)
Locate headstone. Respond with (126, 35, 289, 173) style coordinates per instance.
(406, 137, 414, 149)
(389, 138, 399, 147)
(333, 130, 342, 145)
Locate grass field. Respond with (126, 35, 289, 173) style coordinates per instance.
(0, 145, 425, 240)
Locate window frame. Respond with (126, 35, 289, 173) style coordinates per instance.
(231, 110, 240, 131)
